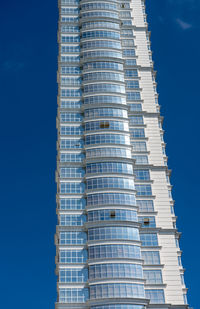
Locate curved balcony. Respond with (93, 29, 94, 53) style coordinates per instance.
(84, 120, 129, 134)
(82, 61, 124, 73)
(80, 50, 123, 62)
(81, 20, 120, 31)
(80, 2, 118, 13)
(81, 40, 122, 52)
(89, 304, 146, 309)
(88, 262, 144, 282)
(87, 209, 138, 225)
(84, 107, 128, 119)
(80, 10, 119, 22)
(85, 147, 132, 161)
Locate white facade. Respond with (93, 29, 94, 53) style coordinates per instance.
(132, 1, 187, 305)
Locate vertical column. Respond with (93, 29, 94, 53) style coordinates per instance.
(56, 0, 88, 307)
(80, 0, 148, 308)
(128, 0, 189, 307)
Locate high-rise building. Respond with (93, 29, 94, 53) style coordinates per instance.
(55, 0, 190, 308)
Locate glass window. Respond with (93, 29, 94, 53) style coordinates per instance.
(82, 21, 120, 30)
(60, 100, 82, 109)
(84, 95, 126, 105)
(87, 209, 137, 222)
(89, 263, 143, 279)
(86, 147, 131, 159)
(133, 155, 148, 165)
(120, 3, 130, 8)
(61, 77, 81, 86)
(61, 45, 80, 53)
(132, 141, 147, 152)
(144, 270, 163, 284)
(122, 39, 135, 47)
(84, 83, 125, 94)
(91, 305, 145, 309)
(61, 52, 78, 61)
(60, 112, 82, 122)
(125, 59, 137, 66)
(87, 177, 135, 190)
(61, 35, 80, 43)
(123, 49, 135, 57)
(90, 283, 145, 299)
(142, 251, 160, 265)
(85, 120, 128, 132)
(60, 167, 85, 178)
(60, 124, 83, 135)
(178, 256, 182, 266)
(60, 138, 83, 149)
(59, 268, 88, 283)
(61, 0, 79, 4)
(88, 226, 139, 241)
(181, 274, 185, 285)
(60, 214, 86, 226)
(82, 40, 121, 50)
(138, 216, 156, 228)
(61, 53, 79, 60)
(83, 72, 124, 82)
(89, 244, 141, 259)
(135, 185, 152, 196)
(145, 289, 165, 304)
(61, 89, 82, 97)
(122, 20, 132, 25)
(59, 198, 86, 210)
(126, 81, 139, 89)
(136, 200, 154, 212)
(121, 29, 133, 37)
(61, 8, 79, 15)
(82, 30, 120, 40)
(61, 66, 81, 74)
(130, 128, 145, 138)
(60, 182, 85, 193)
(61, 17, 79, 23)
(83, 61, 123, 71)
(60, 152, 84, 163)
(59, 231, 87, 244)
(81, 11, 118, 20)
(86, 162, 133, 175)
(125, 70, 138, 78)
(134, 169, 150, 180)
(81, 2, 117, 11)
(130, 115, 143, 125)
(59, 249, 88, 263)
(183, 294, 188, 305)
(120, 11, 131, 18)
(61, 25, 79, 33)
(140, 233, 158, 246)
(85, 108, 127, 119)
(129, 103, 142, 111)
(127, 92, 141, 101)
(81, 50, 122, 59)
(59, 288, 88, 303)
(87, 193, 136, 206)
(85, 134, 130, 145)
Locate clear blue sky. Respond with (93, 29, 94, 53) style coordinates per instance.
(0, 0, 199, 308)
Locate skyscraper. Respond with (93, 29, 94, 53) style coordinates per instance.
(56, 0, 189, 307)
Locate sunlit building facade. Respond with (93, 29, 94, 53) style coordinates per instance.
(55, 0, 189, 308)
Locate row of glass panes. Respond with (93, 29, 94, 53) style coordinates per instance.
(58, 245, 160, 262)
(58, 267, 162, 283)
(58, 214, 155, 226)
(59, 182, 152, 194)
